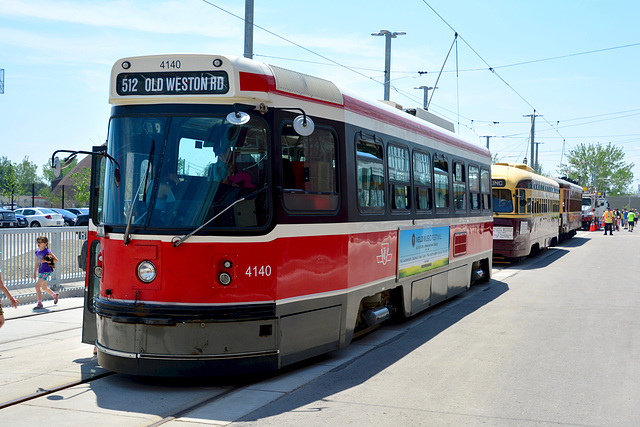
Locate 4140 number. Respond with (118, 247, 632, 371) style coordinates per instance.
(245, 265, 272, 277)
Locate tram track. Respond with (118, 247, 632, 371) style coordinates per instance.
(0, 371, 115, 410)
(5, 305, 83, 321)
(147, 382, 255, 427)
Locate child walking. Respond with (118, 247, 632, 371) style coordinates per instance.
(33, 236, 59, 309)
(1, 268, 19, 329)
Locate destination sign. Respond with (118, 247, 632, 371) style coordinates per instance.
(492, 179, 506, 188)
(116, 71, 229, 96)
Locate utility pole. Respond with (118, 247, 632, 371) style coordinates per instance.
(415, 86, 435, 110)
(243, 0, 254, 59)
(372, 30, 406, 101)
(523, 111, 542, 172)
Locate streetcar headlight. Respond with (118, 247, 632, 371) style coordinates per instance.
(94, 266, 103, 279)
(137, 261, 157, 283)
(218, 272, 232, 286)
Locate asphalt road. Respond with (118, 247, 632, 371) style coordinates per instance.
(230, 231, 640, 426)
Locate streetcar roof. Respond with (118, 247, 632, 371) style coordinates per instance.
(549, 177, 583, 192)
(110, 54, 490, 160)
(491, 163, 560, 189)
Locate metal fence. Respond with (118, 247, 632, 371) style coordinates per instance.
(0, 226, 88, 290)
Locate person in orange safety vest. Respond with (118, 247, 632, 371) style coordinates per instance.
(603, 207, 615, 236)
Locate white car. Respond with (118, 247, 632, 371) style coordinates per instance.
(13, 207, 64, 227)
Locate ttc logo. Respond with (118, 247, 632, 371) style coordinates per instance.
(376, 243, 393, 265)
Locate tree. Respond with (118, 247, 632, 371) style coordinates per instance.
(559, 142, 634, 195)
(0, 159, 20, 208)
(14, 157, 42, 193)
(42, 157, 78, 184)
(70, 167, 91, 206)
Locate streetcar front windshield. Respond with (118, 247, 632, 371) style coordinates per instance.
(492, 189, 513, 213)
(101, 109, 269, 230)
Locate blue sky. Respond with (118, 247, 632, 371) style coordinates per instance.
(2, 0, 639, 187)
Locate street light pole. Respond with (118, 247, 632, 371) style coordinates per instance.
(372, 30, 405, 101)
(523, 111, 542, 172)
(243, 0, 254, 59)
(535, 142, 543, 173)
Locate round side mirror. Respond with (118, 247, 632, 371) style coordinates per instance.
(226, 111, 250, 125)
(293, 114, 314, 136)
(114, 167, 121, 187)
(52, 157, 62, 178)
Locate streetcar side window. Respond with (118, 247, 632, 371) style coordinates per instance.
(388, 144, 410, 211)
(434, 156, 450, 211)
(357, 139, 385, 210)
(453, 161, 466, 212)
(413, 150, 432, 212)
(481, 167, 491, 211)
(492, 189, 513, 213)
(517, 189, 527, 214)
(468, 165, 480, 211)
(281, 124, 339, 211)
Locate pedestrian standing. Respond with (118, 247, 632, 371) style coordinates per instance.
(603, 207, 614, 235)
(628, 210, 636, 232)
(1, 268, 19, 329)
(33, 236, 59, 309)
(623, 209, 628, 228)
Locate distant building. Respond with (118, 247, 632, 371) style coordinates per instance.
(51, 155, 92, 208)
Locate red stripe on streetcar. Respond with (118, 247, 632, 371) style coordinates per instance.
(239, 71, 275, 92)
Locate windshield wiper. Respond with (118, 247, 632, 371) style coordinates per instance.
(124, 140, 155, 246)
(172, 186, 267, 248)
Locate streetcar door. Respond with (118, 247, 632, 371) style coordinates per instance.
(81, 146, 106, 345)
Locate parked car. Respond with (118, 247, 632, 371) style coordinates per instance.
(0, 207, 19, 228)
(75, 214, 89, 226)
(13, 208, 64, 227)
(50, 208, 78, 226)
(66, 207, 89, 216)
(15, 213, 28, 228)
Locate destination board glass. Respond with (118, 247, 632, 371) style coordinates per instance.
(116, 71, 229, 96)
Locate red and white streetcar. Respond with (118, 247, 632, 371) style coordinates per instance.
(62, 54, 493, 376)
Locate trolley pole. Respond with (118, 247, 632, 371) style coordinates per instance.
(243, 0, 254, 59)
(415, 86, 435, 110)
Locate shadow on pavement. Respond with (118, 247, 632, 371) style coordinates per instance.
(233, 279, 510, 423)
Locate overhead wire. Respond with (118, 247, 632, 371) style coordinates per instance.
(200, 0, 383, 86)
(202, 0, 637, 172)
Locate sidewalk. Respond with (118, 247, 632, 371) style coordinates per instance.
(1, 280, 85, 309)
